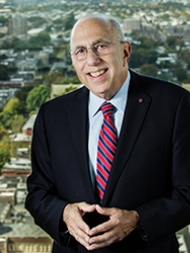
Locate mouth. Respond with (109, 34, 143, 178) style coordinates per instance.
(88, 69, 108, 78)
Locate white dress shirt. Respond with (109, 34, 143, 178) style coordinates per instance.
(88, 71, 131, 189)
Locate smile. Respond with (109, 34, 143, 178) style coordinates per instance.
(89, 69, 108, 77)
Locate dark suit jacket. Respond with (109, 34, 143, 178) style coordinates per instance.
(25, 70, 190, 253)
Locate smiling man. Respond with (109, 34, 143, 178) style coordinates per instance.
(25, 14, 190, 253)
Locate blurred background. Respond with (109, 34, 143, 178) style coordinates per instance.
(0, 0, 189, 252)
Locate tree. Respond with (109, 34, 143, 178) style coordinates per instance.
(130, 48, 158, 68)
(0, 16, 8, 26)
(174, 67, 187, 83)
(0, 142, 10, 169)
(43, 71, 64, 85)
(26, 85, 50, 112)
(28, 16, 46, 28)
(0, 126, 8, 141)
(0, 64, 9, 80)
(139, 64, 158, 77)
(0, 54, 6, 63)
(138, 37, 157, 49)
(3, 98, 25, 115)
(61, 76, 80, 84)
(11, 115, 26, 133)
(187, 59, 190, 70)
(64, 86, 78, 94)
(15, 85, 35, 110)
(29, 31, 51, 47)
(166, 36, 184, 51)
(0, 110, 14, 129)
(178, 49, 190, 66)
(63, 12, 76, 31)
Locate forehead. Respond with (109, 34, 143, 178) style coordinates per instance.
(70, 18, 115, 47)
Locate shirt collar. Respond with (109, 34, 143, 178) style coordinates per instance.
(89, 71, 131, 118)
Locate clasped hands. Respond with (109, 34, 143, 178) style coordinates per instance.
(63, 202, 140, 251)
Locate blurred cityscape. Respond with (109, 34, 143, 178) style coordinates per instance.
(0, 0, 190, 252)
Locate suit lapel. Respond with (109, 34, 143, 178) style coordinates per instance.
(67, 87, 97, 203)
(103, 71, 152, 205)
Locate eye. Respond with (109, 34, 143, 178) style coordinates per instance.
(96, 43, 108, 50)
(95, 43, 110, 54)
(75, 48, 86, 55)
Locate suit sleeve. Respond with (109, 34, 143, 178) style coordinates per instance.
(136, 90, 190, 244)
(25, 104, 69, 246)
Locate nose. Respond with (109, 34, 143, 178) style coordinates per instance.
(86, 48, 100, 66)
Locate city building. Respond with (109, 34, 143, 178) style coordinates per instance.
(122, 19, 142, 33)
(8, 14, 28, 37)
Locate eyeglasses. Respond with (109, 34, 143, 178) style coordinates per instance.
(70, 41, 124, 61)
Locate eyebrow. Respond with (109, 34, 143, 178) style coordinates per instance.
(91, 39, 111, 46)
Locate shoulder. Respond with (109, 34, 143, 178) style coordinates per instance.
(130, 70, 189, 98)
(40, 85, 88, 112)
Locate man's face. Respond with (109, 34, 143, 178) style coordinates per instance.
(70, 17, 131, 100)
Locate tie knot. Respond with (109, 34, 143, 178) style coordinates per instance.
(101, 102, 114, 117)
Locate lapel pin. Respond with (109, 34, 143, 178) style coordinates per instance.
(138, 98, 144, 103)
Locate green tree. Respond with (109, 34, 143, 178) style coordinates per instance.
(0, 16, 8, 25)
(61, 76, 80, 84)
(26, 85, 50, 112)
(166, 36, 184, 51)
(187, 60, 190, 70)
(138, 37, 157, 49)
(0, 110, 14, 129)
(3, 98, 25, 115)
(0, 142, 10, 169)
(10, 37, 31, 51)
(29, 31, 51, 47)
(139, 64, 158, 77)
(175, 67, 187, 83)
(130, 48, 158, 68)
(63, 12, 76, 31)
(1, 98, 27, 130)
(28, 16, 46, 28)
(64, 86, 78, 94)
(15, 85, 35, 111)
(179, 49, 190, 61)
(0, 54, 6, 63)
(0, 126, 8, 140)
(43, 71, 65, 85)
(11, 114, 26, 133)
(0, 64, 9, 80)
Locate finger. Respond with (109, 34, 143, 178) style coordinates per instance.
(69, 226, 91, 249)
(89, 224, 129, 250)
(88, 229, 116, 250)
(70, 212, 91, 235)
(64, 203, 91, 234)
(68, 217, 92, 250)
(79, 203, 96, 215)
(95, 204, 114, 216)
(89, 218, 112, 237)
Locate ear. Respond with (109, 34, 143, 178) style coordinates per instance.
(123, 41, 131, 66)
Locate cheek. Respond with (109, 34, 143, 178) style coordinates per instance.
(72, 62, 84, 76)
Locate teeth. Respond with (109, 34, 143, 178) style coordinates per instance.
(90, 70, 105, 77)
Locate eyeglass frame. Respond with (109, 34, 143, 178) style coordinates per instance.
(70, 40, 125, 61)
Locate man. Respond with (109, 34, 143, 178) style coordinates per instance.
(25, 14, 190, 253)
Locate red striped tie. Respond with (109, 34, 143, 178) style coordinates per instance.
(96, 102, 117, 202)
